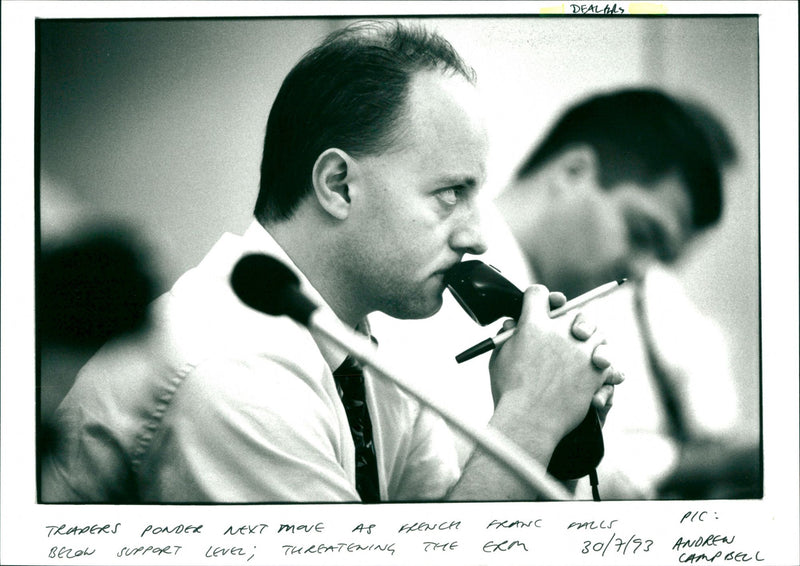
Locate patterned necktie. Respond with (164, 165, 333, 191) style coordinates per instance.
(333, 355, 381, 503)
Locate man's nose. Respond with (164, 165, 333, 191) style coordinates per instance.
(450, 207, 488, 256)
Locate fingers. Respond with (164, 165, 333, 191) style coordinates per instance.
(520, 285, 623, 386)
(592, 345, 625, 386)
(592, 368, 623, 427)
(548, 291, 567, 309)
(519, 285, 554, 322)
(592, 384, 615, 410)
(601, 364, 625, 385)
(571, 312, 597, 341)
(592, 384, 616, 428)
(591, 345, 624, 383)
(591, 343, 612, 370)
(499, 318, 517, 333)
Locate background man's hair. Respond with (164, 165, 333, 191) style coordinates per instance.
(515, 88, 737, 229)
(255, 20, 475, 224)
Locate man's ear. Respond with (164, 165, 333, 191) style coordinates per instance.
(552, 144, 600, 195)
(311, 148, 353, 220)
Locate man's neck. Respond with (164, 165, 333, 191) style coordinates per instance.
(262, 215, 366, 329)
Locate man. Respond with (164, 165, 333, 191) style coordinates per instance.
(499, 89, 731, 301)
(498, 89, 753, 499)
(41, 21, 621, 503)
(375, 88, 748, 499)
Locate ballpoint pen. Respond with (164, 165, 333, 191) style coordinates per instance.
(455, 279, 626, 363)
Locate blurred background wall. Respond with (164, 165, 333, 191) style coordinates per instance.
(38, 16, 759, 442)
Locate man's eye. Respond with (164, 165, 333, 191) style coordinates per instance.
(627, 216, 672, 261)
(436, 187, 460, 206)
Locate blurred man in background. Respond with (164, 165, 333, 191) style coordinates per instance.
(497, 88, 758, 499)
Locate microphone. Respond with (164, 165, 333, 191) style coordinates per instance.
(230, 253, 317, 325)
(229, 253, 573, 501)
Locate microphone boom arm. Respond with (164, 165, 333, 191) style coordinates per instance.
(230, 253, 572, 500)
(308, 308, 573, 501)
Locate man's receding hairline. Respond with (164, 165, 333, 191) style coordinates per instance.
(369, 67, 475, 158)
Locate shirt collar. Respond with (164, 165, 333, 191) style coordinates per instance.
(241, 220, 370, 372)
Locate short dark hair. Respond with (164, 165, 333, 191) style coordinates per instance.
(515, 89, 736, 229)
(255, 20, 476, 223)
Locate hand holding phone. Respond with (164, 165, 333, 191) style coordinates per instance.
(445, 260, 606, 481)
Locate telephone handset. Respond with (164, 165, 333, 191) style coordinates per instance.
(444, 260, 604, 481)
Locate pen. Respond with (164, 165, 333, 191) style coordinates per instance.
(455, 279, 627, 363)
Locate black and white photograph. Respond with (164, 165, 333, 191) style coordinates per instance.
(2, 1, 798, 565)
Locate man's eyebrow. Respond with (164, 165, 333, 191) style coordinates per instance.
(434, 176, 479, 188)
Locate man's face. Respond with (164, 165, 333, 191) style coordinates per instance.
(344, 70, 490, 319)
(531, 167, 694, 298)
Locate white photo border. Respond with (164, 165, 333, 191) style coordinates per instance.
(2, 1, 797, 565)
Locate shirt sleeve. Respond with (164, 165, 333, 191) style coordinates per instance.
(141, 354, 360, 502)
(388, 406, 461, 501)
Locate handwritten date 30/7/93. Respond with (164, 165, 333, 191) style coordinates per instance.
(582, 533, 654, 556)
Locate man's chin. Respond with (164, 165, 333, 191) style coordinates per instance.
(415, 301, 444, 320)
(382, 294, 443, 321)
